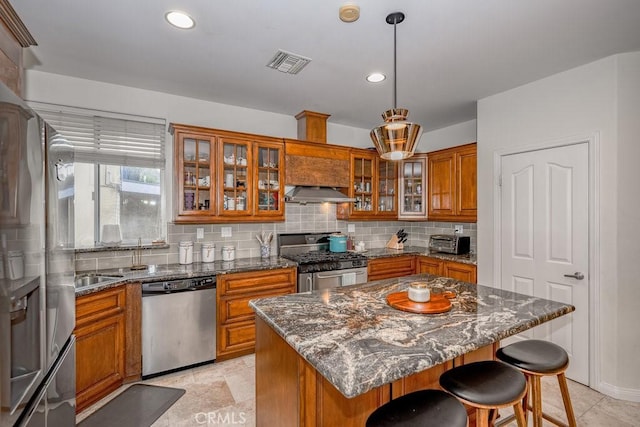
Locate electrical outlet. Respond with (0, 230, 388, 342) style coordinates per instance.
(196, 228, 204, 240)
(221, 227, 232, 237)
(347, 223, 355, 233)
(454, 225, 464, 234)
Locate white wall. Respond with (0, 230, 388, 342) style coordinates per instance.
(477, 53, 640, 399)
(417, 119, 477, 152)
(24, 70, 374, 144)
(615, 53, 640, 396)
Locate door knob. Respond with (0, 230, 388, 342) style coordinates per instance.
(564, 272, 585, 280)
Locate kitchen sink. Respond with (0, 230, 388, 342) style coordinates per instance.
(75, 274, 123, 288)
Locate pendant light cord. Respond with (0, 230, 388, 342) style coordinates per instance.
(392, 16, 397, 110)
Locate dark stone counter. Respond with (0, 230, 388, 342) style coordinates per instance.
(74, 256, 297, 296)
(363, 246, 476, 265)
(250, 274, 574, 398)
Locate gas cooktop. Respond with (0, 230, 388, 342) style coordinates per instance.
(278, 232, 368, 273)
(282, 250, 367, 265)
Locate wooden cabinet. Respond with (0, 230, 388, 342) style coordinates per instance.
(416, 256, 443, 275)
(443, 261, 477, 283)
(171, 124, 285, 223)
(75, 286, 126, 413)
(217, 267, 296, 361)
(398, 154, 427, 219)
(337, 149, 398, 220)
(75, 283, 141, 413)
(0, 103, 32, 225)
(367, 256, 416, 281)
(0, 8, 37, 97)
(427, 143, 477, 222)
(416, 256, 477, 284)
(173, 128, 216, 220)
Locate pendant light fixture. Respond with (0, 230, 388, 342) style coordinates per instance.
(370, 12, 422, 161)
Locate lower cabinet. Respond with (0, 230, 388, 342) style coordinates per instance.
(74, 283, 141, 413)
(443, 261, 477, 283)
(75, 286, 126, 413)
(367, 256, 417, 281)
(416, 256, 477, 284)
(217, 267, 296, 361)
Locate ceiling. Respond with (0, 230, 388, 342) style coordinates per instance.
(13, 0, 640, 132)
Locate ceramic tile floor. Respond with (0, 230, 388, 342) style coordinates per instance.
(78, 354, 640, 426)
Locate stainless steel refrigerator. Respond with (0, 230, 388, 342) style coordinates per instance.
(0, 81, 76, 426)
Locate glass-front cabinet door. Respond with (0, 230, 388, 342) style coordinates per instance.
(178, 133, 215, 216)
(254, 141, 284, 217)
(377, 159, 398, 218)
(220, 137, 251, 215)
(351, 153, 374, 215)
(399, 154, 427, 219)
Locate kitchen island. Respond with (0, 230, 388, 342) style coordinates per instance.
(250, 274, 575, 426)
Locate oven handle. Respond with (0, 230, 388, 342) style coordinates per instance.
(315, 271, 365, 280)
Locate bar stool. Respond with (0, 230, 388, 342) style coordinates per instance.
(439, 360, 527, 427)
(366, 389, 468, 427)
(496, 340, 577, 427)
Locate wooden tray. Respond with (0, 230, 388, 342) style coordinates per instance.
(387, 291, 456, 314)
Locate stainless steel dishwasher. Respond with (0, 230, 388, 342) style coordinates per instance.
(142, 276, 216, 377)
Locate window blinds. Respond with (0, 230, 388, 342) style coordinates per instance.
(30, 102, 166, 168)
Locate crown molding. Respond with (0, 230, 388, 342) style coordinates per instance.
(0, 0, 36, 47)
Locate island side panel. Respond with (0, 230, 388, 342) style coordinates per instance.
(255, 317, 299, 427)
(255, 317, 392, 427)
(390, 359, 452, 399)
(315, 370, 390, 427)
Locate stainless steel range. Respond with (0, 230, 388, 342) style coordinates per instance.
(278, 232, 368, 292)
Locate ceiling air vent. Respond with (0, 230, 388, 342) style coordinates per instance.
(266, 49, 311, 74)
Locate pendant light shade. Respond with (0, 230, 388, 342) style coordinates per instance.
(370, 12, 422, 161)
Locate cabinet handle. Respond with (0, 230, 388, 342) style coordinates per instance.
(563, 272, 584, 280)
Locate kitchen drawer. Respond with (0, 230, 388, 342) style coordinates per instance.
(220, 288, 295, 324)
(367, 256, 416, 281)
(217, 320, 256, 360)
(218, 267, 296, 296)
(76, 286, 126, 327)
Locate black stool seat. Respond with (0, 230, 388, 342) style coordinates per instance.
(439, 360, 526, 406)
(366, 389, 468, 427)
(496, 339, 568, 373)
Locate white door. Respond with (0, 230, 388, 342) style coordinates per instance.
(500, 142, 589, 384)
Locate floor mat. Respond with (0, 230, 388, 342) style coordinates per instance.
(78, 384, 185, 427)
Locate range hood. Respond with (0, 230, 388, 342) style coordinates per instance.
(285, 186, 355, 204)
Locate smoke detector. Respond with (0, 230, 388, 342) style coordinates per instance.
(339, 4, 360, 22)
(266, 50, 312, 74)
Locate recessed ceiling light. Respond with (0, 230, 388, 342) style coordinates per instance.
(165, 11, 195, 29)
(367, 73, 386, 83)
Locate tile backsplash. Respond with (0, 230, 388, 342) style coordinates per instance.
(75, 203, 477, 271)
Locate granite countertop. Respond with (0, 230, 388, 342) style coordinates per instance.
(250, 274, 574, 398)
(74, 256, 297, 296)
(364, 245, 477, 265)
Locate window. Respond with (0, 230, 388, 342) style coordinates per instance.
(32, 103, 166, 247)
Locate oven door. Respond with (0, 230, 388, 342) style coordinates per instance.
(313, 267, 368, 291)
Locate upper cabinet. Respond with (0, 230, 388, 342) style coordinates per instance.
(170, 124, 284, 223)
(427, 143, 477, 222)
(398, 154, 427, 219)
(337, 149, 397, 220)
(0, 4, 37, 97)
